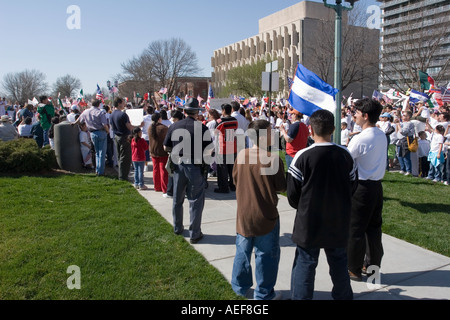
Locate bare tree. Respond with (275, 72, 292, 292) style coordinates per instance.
(2, 69, 48, 104)
(53, 74, 82, 98)
(380, 8, 450, 91)
(120, 38, 200, 99)
(304, 4, 380, 92)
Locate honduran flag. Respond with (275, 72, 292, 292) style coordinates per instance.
(408, 89, 429, 104)
(288, 63, 338, 116)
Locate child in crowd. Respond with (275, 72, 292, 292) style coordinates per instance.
(131, 127, 149, 190)
(79, 122, 93, 169)
(427, 125, 445, 183)
(418, 131, 430, 178)
(341, 121, 349, 146)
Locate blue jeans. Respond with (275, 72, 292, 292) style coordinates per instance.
(231, 220, 280, 300)
(291, 246, 353, 300)
(133, 161, 145, 187)
(285, 153, 294, 171)
(43, 128, 50, 147)
(90, 130, 107, 175)
(397, 146, 411, 173)
(172, 164, 206, 240)
(428, 163, 443, 181)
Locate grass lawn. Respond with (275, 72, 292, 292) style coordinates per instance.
(382, 172, 449, 257)
(0, 174, 239, 300)
(278, 151, 449, 257)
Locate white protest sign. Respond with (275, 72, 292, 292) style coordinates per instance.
(126, 109, 144, 126)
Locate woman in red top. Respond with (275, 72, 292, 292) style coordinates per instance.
(148, 113, 169, 195)
(131, 127, 149, 190)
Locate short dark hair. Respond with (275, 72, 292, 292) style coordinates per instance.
(171, 110, 184, 121)
(39, 96, 48, 103)
(247, 120, 271, 147)
(230, 101, 240, 112)
(92, 99, 101, 107)
(310, 109, 335, 137)
(353, 98, 383, 124)
(114, 97, 123, 108)
(221, 104, 232, 115)
(435, 125, 445, 135)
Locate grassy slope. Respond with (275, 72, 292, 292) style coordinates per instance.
(0, 174, 238, 300)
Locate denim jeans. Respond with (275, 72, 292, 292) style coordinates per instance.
(285, 153, 294, 171)
(133, 161, 145, 187)
(291, 246, 353, 300)
(90, 130, 107, 175)
(428, 163, 443, 181)
(43, 128, 50, 147)
(231, 220, 280, 300)
(397, 146, 411, 173)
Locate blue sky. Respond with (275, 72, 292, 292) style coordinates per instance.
(0, 0, 379, 96)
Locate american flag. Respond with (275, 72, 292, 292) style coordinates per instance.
(159, 88, 168, 95)
(441, 86, 450, 104)
(287, 76, 294, 90)
(206, 84, 214, 110)
(96, 84, 104, 101)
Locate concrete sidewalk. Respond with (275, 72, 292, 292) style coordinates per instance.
(136, 168, 450, 300)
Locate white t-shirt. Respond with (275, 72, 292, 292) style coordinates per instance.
(353, 123, 362, 133)
(418, 139, 430, 158)
(430, 133, 444, 153)
(141, 114, 152, 141)
(162, 119, 172, 127)
(420, 107, 430, 119)
(18, 124, 33, 137)
(347, 127, 387, 181)
(341, 128, 349, 145)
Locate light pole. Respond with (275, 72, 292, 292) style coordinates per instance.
(323, 0, 358, 145)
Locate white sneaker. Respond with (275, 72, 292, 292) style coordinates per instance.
(432, 179, 438, 183)
(404, 172, 410, 176)
(399, 171, 405, 174)
(444, 181, 449, 185)
(162, 193, 172, 198)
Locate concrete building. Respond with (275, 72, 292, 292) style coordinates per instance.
(211, 0, 380, 99)
(380, 0, 450, 91)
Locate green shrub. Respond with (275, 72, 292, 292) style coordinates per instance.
(0, 139, 57, 174)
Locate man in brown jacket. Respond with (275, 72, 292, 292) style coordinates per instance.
(231, 120, 286, 300)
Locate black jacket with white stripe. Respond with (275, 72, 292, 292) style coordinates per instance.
(287, 142, 358, 249)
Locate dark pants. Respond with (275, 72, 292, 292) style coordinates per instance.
(216, 153, 236, 191)
(114, 135, 132, 181)
(106, 134, 114, 167)
(419, 156, 429, 178)
(172, 163, 206, 240)
(347, 180, 384, 276)
(291, 246, 353, 300)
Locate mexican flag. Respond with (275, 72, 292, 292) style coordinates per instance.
(419, 71, 435, 91)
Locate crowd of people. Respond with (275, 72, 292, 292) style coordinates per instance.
(0, 92, 449, 300)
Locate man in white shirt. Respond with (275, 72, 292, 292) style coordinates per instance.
(230, 101, 250, 149)
(347, 98, 387, 282)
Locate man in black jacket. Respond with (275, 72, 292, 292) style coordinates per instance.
(287, 109, 357, 300)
